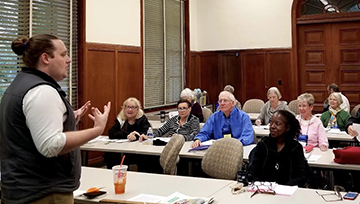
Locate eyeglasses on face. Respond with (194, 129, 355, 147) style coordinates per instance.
(218, 99, 231, 104)
(125, 106, 138, 110)
(177, 107, 190, 112)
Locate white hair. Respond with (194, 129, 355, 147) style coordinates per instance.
(180, 88, 194, 99)
(219, 91, 236, 102)
(329, 92, 343, 105)
(267, 87, 282, 99)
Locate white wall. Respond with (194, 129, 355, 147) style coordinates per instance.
(86, 0, 140, 46)
(85, 0, 293, 50)
(191, 0, 293, 51)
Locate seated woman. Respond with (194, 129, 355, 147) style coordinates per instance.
(249, 110, 308, 186)
(320, 92, 350, 131)
(296, 93, 328, 151)
(181, 88, 204, 122)
(104, 97, 150, 169)
(255, 87, 292, 125)
(140, 99, 200, 141)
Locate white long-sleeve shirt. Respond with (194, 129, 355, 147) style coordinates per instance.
(22, 85, 67, 157)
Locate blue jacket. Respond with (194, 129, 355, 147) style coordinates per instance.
(194, 108, 254, 145)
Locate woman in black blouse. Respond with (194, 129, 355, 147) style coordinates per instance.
(249, 110, 308, 187)
(140, 99, 200, 141)
(104, 97, 150, 169)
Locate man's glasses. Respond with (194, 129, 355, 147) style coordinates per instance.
(218, 99, 230, 104)
(249, 182, 276, 198)
(125, 106, 138, 110)
(177, 107, 190, 112)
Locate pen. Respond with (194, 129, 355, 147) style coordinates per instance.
(206, 197, 214, 204)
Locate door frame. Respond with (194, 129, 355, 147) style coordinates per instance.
(291, 0, 360, 95)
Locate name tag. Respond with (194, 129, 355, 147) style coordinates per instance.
(224, 134, 231, 138)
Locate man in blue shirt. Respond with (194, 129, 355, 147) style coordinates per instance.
(192, 91, 254, 148)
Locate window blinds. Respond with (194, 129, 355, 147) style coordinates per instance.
(0, 0, 78, 107)
(0, 0, 29, 100)
(144, 0, 184, 108)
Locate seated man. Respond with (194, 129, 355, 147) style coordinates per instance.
(192, 91, 254, 148)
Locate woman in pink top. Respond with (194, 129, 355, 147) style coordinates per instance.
(296, 93, 328, 151)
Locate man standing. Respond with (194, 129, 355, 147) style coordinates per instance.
(0, 34, 111, 203)
(192, 91, 254, 148)
(323, 83, 350, 113)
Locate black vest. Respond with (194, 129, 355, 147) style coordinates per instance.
(0, 68, 81, 204)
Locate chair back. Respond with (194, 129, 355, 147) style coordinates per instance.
(202, 107, 213, 122)
(159, 134, 185, 175)
(242, 99, 264, 113)
(201, 138, 243, 180)
(351, 104, 360, 117)
(288, 100, 299, 115)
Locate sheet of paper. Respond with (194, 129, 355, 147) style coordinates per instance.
(248, 183, 298, 196)
(307, 155, 322, 162)
(254, 125, 269, 130)
(160, 192, 209, 204)
(274, 185, 298, 196)
(157, 137, 171, 142)
(127, 194, 165, 203)
(327, 128, 341, 134)
(73, 189, 86, 197)
(353, 123, 360, 142)
(202, 139, 215, 146)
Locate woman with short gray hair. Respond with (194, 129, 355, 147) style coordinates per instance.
(255, 87, 292, 125)
(180, 88, 204, 122)
(320, 92, 350, 130)
(296, 93, 328, 151)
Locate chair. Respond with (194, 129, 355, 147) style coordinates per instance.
(201, 138, 243, 180)
(288, 99, 299, 115)
(159, 134, 185, 175)
(351, 104, 360, 117)
(202, 107, 213, 122)
(242, 99, 264, 113)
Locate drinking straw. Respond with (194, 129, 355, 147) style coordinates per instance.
(120, 155, 126, 166)
(117, 155, 126, 181)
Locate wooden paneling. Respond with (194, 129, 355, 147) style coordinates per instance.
(80, 43, 142, 132)
(117, 51, 143, 112)
(199, 52, 220, 104)
(188, 52, 201, 89)
(220, 52, 241, 101)
(188, 49, 293, 106)
(241, 52, 266, 102)
(267, 50, 293, 102)
(85, 49, 117, 132)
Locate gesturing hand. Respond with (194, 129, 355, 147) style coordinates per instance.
(88, 101, 111, 135)
(74, 101, 91, 124)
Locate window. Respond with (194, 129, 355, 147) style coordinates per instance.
(301, 0, 360, 15)
(0, 0, 78, 107)
(143, 0, 185, 108)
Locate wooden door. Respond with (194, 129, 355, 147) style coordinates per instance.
(298, 22, 360, 112)
(332, 22, 360, 110)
